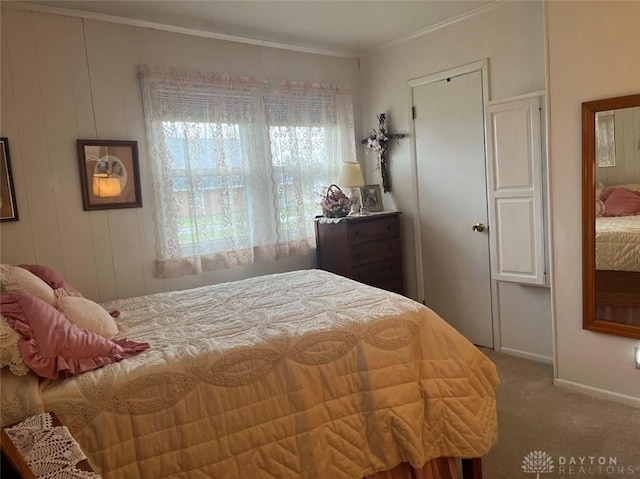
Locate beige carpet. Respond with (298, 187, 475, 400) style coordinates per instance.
(479, 349, 640, 478)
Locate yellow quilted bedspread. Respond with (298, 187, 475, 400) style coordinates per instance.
(2, 270, 498, 478)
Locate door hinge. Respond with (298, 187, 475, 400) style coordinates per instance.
(412, 106, 416, 119)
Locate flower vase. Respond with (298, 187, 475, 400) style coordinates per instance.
(320, 184, 352, 218)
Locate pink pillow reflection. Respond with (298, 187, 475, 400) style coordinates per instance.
(603, 188, 640, 217)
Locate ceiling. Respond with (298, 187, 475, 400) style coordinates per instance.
(17, 1, 496, 56)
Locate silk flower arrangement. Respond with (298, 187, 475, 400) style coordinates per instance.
(319, 184, 354, 218)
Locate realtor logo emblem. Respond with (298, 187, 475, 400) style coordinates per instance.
(523, 450, 555, 478)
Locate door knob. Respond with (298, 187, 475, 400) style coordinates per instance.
(472, 223, 486, 232)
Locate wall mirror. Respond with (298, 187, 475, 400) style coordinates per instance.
(582, 93, 640, 339)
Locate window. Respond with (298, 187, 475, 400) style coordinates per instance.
(163, 121, 248, 254)
(596, 110, 616, 168)
(139, 66, 355, 278)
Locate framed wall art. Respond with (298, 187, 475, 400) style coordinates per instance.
(77, 139, 142, 211)
(1, 137, 19, 222)
(361, 184, 383, 213)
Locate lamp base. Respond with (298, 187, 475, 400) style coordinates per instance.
(344, 187, 363, 216)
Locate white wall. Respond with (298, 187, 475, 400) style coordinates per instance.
(0, 8, 361, 301)
(359, 1, 552, 360)
(547, 1, 640, 399)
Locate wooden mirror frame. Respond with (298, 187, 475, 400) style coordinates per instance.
(582, 93, 640, 339)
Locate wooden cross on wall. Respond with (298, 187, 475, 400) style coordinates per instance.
(361, 113, 406, 193)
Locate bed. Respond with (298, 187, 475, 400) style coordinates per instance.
(595, 184, 640, 314)
(595, 215, 640, 272)
(1, 269, 498, 478)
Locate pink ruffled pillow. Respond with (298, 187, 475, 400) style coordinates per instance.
(603, 188, 640, 217)
(0, 293, 149, 379)
(17, 264, 83, 296)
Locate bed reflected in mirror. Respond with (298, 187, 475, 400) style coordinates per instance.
(582, 93, 640, 339)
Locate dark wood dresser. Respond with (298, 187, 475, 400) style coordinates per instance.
(314, 211, 404, 295)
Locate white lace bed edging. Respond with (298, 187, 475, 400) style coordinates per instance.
(4, 413, 102, 479)
(0, 315, 30, 375)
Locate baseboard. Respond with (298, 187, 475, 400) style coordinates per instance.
(499, 347, 554, 364)
(554, 378, 640, 408)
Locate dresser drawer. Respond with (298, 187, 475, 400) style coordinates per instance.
(315, 212, 404, 296)
(349, 217, 398, 244)
(370, 278, 404, 295)
(351, 238, 400, 266)
(351, 258, 401, 284)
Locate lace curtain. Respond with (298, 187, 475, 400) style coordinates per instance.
(139, 66, 355, 278)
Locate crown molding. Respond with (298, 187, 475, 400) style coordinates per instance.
(2, 1, 356, 58)
(360, 1, 507, 56)
(4, 1, 509, 60)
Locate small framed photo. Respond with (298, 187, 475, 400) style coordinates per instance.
(361, 184, 383, 213)
(77, 139, 142, 211)
(0, 138, 19, 222)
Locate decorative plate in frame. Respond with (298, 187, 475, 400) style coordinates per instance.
(77, 139, 142, 211)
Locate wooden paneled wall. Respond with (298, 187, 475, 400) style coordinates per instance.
(0, 8, 360, 301)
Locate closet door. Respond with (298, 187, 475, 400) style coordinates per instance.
(486, 96, 546, 285)
(413, 70, 493, 348)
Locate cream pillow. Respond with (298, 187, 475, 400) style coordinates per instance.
(0, 264, 56, 306)
(57, 296, 119, 339)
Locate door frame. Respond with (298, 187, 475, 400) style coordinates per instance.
(406, 58, 501, 350)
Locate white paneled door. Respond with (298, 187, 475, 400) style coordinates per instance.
(413, 70, 494, 348)
(486, 96, 546, 286)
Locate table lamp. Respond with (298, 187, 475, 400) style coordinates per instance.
(337, 161, 365, 215)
